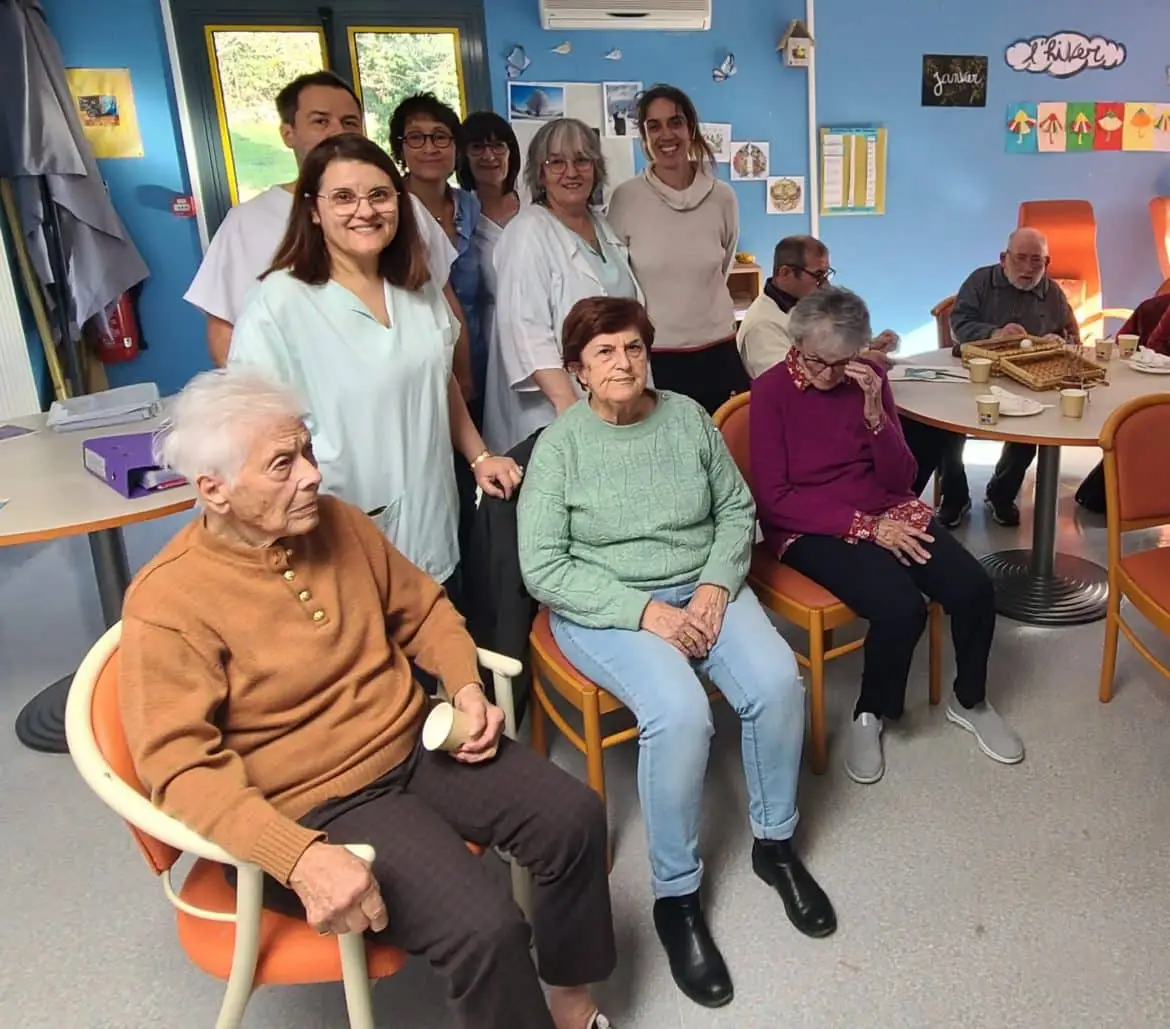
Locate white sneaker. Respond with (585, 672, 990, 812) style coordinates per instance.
(844, 713, 884, 784)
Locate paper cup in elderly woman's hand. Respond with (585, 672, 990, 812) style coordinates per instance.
(422, 702, 475, 753)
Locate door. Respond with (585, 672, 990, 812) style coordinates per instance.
(170, 0, 491, 235)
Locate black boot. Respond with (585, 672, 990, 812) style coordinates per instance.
(752, 839, 837, 938)
(652, 891, 733, 1008)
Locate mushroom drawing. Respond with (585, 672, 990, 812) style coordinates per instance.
(1097, 110, 1123, 143)
(1038, 111, 1064, 145)
(1130, 106, 1153, 139)
(1069, 111, 1093, 143)
(1155, 111, 1170, 134)
(1008, 108, 1036, 143)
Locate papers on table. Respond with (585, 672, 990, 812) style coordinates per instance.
(46, 383, 161, 433)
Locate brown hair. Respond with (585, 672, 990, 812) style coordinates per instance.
(265, 133, 429, 290)
(561, 296, 656, 369)
(275, 70, 360, 126)
(635, 84, 717, 172)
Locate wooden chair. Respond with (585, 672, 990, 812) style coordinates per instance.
(528, 609, 720, 809)
(65, 623, 525, 1029)
(712, 393, 942, 774)
(1097, 396, 1170, 701)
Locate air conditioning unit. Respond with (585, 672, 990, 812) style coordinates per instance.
(539, 0, 712, 31)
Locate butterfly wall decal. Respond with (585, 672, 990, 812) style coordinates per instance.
(505, 45, 531, 80)
(712, 53, 736, 83)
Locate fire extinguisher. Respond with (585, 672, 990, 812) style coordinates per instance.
(93, 289, 144, 364)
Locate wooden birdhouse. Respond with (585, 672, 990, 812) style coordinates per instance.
(778, 20, 813, 68)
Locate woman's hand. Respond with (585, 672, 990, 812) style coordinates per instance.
(874, 518, 934, 565)
(473, 455, 524, 499)
(640, 600, 711, 659)
(686, 585, 729, 649)
(844, 360, 885, 430)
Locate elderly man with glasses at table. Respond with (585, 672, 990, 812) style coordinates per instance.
(942, 227, 1081, 529)
(736, 235, 900, 380)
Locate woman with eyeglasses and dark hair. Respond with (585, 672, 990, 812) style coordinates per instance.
(228, 133, 522, 600)
(606, 84, 742, 416)
(486, 117, 643, 454)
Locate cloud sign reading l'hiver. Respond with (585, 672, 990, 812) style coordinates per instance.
(1005, 33, 1126, 78)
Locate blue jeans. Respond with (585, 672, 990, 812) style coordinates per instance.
(551, 582, 804, 899)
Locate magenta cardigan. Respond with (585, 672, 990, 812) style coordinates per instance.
(748, 356, 919, 554)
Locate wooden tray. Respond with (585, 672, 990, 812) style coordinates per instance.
(998, 349, 1109, 392)
(959, 335, 1064, 373)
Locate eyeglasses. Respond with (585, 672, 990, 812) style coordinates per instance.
(314, 187, 399, 215)
(799, 351, 852, 376)
(1006, 251, 1048, 268)
(401, 130, 454, 150)
(468, 140, 508, 157)
(784, 264, 835, 285)
(544, 156, 594, 176)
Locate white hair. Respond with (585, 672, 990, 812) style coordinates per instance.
(154, 368, 308, 486)
(788, 286, 873, 360)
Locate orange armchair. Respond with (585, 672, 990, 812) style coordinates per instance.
(1017, 199, 1132, 338)
(1149, 197, 1170, 293)
(65, 623, 526, 1029)
(1098, 395, 1170, 702)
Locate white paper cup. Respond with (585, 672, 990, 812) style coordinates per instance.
(968, 357, 992, 384)
(975, 395, 1000, 425)
(422, 702, 475, 753)
(1094, 337, 1114, 362)
(1118, 333, 1139, 359)
(1059, 388, 1087, 418)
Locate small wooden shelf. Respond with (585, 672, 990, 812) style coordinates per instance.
(728, 263, 763, 322)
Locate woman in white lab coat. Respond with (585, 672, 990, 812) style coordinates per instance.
(484, 117, 643, 454)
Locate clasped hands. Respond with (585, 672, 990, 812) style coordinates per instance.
(640, 584, 729, 658)
(287, 684, 504, 937)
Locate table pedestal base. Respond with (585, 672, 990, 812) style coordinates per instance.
(14, 675, 72, 753)
(979, 549, 1108, 626)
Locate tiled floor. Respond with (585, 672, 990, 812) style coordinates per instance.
(3, 444, 1169, 1028)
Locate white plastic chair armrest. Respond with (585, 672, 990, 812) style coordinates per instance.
(477, 646, 522, 741)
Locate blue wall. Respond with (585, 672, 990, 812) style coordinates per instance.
(27, 0, 1170, 397)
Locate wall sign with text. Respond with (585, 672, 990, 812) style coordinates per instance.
(1005, 33, 1126, 78)
(922, 54, 988, 107)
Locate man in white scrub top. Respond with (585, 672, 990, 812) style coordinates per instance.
(184, 70, 465, 373)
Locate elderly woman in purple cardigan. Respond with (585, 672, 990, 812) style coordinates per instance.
(748, 286, 1024, 785)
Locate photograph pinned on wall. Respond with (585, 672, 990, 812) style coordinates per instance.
(766, 176, 805, 215)
(602, 81, 642, 137)
(729, 141, 769, 180)
(699, 122, 732, 162)
(507, 81, 566, 122)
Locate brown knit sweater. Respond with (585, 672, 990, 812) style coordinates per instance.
(119, 495, 482, 884)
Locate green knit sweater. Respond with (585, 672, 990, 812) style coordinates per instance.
(517, 391, 755, 630)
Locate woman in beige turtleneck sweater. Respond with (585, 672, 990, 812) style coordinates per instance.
(606, 84, 742, 415)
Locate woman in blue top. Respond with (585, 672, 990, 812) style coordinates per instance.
(390, 93, 487, 423)
(228, 133, 521, 596)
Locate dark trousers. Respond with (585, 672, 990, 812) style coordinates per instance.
(650, 337, 750, 416)
(262, 739, 616, 1029)
(782, 519, 995, 720)
(986, 442, 1037, 505)
(899, 418, 971, 505)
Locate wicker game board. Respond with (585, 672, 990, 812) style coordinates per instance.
(998, 349, 1109, 391)
(958, 335, 1064, 373)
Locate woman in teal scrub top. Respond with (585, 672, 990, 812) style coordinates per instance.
(229, 133, 521, 591)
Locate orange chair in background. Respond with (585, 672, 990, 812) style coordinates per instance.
(1149, 197, 1170, 294)
(712, 394, 942, 774)
(1097, 395, 1170, 703)
(1017, 199, 1132, 338)
(65, 623, 524, 1029)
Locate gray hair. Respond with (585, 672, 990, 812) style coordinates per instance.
(1006, 226, 1048, 254)
(154, 368, 308, 486)
(524, 117, 607, 203)
(788, 286, 873, 360)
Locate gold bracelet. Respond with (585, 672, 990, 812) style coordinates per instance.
(469, 449, 491, 469)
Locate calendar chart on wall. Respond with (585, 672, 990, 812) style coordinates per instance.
(819, 125, 887, 216)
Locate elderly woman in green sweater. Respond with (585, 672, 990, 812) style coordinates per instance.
(518, 296, 836, 1011)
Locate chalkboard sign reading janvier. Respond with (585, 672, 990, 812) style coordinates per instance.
(922, 54, 988, 107)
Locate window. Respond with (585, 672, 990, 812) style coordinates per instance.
(205, 27, 327, 203)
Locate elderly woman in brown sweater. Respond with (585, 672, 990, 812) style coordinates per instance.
(119, 368, 615, 1029)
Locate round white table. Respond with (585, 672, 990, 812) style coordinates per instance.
(0, 412, 196, 752)
(893, 348, 1170, 626)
